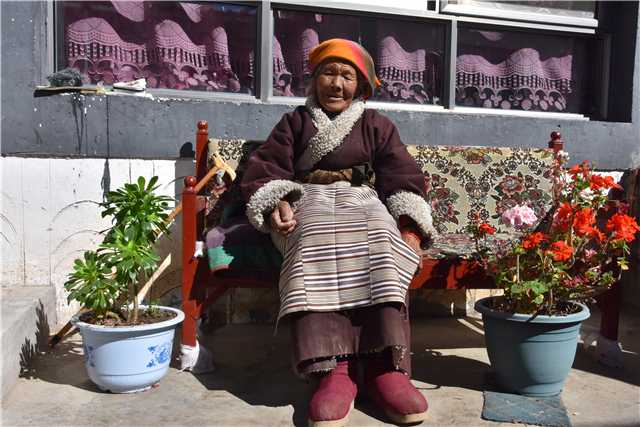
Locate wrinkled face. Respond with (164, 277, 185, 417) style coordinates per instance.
(315, 60, 359, 113)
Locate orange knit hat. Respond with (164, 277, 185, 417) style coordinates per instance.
(308, 39, 381, 99)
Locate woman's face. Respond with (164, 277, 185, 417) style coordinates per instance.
(315, 60, 359, 113)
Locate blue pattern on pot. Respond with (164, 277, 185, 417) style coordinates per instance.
(146, 341, 172, 368)
(83, 344, 95, 367)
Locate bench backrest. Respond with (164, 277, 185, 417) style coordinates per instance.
(206, 139, 560, 234)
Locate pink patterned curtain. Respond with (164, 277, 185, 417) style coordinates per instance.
(272, 10, 445, 104)
(272, 11, 360, 97)
(372, 20, 443, 104)
(456, 29, 587, 112)
(62, 1, 256, 93)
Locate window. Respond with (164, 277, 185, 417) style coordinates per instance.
(273, 9, 446, 105)
(53, 1, 625, 119)
(58, 1, 257, 94)
(441, 0, 597, 27)
(456, 26, 593, 113)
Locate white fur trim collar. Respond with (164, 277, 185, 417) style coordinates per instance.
(246, 179, 304, 233)
(298, 97, 365, 170)
(386, 191, 437, 239)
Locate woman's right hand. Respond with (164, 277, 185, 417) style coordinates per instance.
(270, 200, 297, 235)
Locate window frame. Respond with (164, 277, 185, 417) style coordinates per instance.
(269, 2, 451, 107)
(53, 0, 262, 100)
(52, 0, 609, 120)
(273, 0, 440, 19)
(439, 0, 598, 29)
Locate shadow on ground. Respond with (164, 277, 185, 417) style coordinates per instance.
(572, 305, 640, 387)
(195, 322, 312, 426)
(412, 350, 491, 392)
(20, 329, 102, 393)
(193, 316, 495, 426)
(410, 317, 492, 393)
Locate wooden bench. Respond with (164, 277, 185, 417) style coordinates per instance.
(181, 121, 622, 357)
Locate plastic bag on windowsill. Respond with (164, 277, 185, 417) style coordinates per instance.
(113, 78, 147, 92)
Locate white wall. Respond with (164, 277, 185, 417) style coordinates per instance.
(0, 156, 190, 324)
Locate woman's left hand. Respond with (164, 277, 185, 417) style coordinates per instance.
(401, 231, 423, 271)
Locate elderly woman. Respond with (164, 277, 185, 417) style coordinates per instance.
(240, 39, 435, 426)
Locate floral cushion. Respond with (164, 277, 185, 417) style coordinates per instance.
(204, 139, 262, 227)
(204, 139, 557, 266)
(207, 138, 261, 172)
(406, 145, 556, 235)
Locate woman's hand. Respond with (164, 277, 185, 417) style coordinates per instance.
(270, 200, 297, 235)
(401, 231, 423, 271)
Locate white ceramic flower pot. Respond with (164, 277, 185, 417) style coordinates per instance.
(71, 305, 184, 393)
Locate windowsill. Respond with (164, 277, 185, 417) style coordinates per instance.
(265, 96, 588, 120)
(48, 85, 588, 121)
(149, 88, 260, 104)
(450, 106, 588, 121)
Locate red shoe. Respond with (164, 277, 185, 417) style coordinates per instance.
(308, 360, 358, 427)
(365, 358, 428, 424)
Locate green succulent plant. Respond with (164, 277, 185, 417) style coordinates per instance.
(64, 176, 173, 324)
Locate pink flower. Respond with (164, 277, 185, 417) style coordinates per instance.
(501, 205, 538, 228)
(583, 249, 597, 260)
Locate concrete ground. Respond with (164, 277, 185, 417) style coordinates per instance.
(2, 306, 639, 427)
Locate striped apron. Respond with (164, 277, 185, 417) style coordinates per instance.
(272, 181, 420, 320)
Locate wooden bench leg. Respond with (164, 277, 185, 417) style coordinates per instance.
(596, 281, 623, 367)
(181, 176, 201, 348)
(181, 302, 201, 347)
(598, 281, 621, 341)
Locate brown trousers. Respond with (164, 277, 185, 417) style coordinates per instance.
(289, 300, 411, 378)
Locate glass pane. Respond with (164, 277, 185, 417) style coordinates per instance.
(273, 9, 445, 105)
(446, 0, 596, 20)
(456, 27, 592, 114)
(273, 10, 360, 97)
(366, 19, 445, 104)
(59, 1, 257, 94)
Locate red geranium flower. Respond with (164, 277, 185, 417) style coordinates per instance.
(522, 232, 546, 250)
(606, 213, 640, 242)
(548, 241, 573, 262)
(573, 208, 596, 237)
(568, 161, 590, 180)
(590, 174, 623, 191)
(554, 202, 574, 232)
(478, 223, 497, 236)
(588, 227, 606, 243)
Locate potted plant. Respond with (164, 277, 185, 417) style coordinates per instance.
(470, 160, 639, 397)
(64, 176, 184, 393)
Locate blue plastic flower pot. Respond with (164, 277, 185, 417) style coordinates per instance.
(475, 296, 590, 397)
(72, 305, 184, 393)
